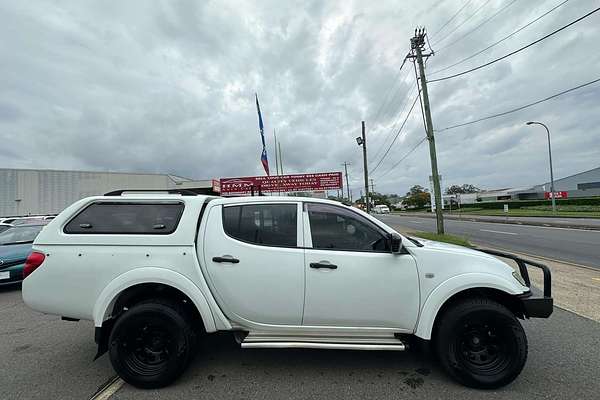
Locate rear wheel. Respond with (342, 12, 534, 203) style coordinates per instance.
(108, 300, 195, 388)
(435, 297, 527, 389)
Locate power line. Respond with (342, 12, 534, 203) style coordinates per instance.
(369, 77, 416, 165)
(436, 0, 519, 53)
(429, 0, 473, 39)
(431, 0, 494, 47)
(436, 76, 600, 132)
(370, 94, 420, 174)
(368, 57, 411, 135)
(428, 5, 600, 83)
(430, 0, 570, 75)
(376, 137, 428, 179)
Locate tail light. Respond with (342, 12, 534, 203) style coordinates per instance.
(23, 252, 46, 279)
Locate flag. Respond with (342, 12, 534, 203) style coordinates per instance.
(255, 93, 270, 175)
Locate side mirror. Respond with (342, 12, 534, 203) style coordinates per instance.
(389, 233, 402, 254)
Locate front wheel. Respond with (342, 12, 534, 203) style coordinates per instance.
(108, 300, 195, 388)
(435, 297, 528, 389)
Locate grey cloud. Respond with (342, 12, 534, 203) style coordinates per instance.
(0, 0, 598, 197)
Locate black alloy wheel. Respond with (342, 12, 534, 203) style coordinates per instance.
(435, 297, 528, 389)
(108, 300, 195, 388)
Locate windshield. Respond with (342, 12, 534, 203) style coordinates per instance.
(0, 225, 44, 245)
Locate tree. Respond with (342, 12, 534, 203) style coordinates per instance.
(445, 184, 481, 195)
(404, 185, 429, 208)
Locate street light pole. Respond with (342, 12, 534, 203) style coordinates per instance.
(526, 121, 556, 214)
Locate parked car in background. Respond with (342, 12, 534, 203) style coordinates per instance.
(0, 224, 45, 285)
(12, 218, 50, 226)
(0, 223, 13, 234)
(373, 204, 390, 214)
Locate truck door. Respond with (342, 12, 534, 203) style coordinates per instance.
(203, 201, 305, 325)
(302, 202, 420, 330)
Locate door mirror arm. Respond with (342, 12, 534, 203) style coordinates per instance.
(388, 233, 402, 254)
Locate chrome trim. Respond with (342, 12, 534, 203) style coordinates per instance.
(241, 342, 406, 351)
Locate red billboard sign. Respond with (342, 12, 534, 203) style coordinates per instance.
(220, 172, 342, 195)
(544, 191, 568, 199)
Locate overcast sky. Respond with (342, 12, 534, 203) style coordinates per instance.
(1, 0, 599, 196)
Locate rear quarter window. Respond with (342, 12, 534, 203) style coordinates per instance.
(64, 202, 184, 234)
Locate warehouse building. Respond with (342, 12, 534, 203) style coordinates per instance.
(443, 166, 600, 205)
(520, 166, 600, 199)
(0, 168, 214, 217)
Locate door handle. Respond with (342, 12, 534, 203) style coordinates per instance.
(212, 255, 240, 264)
(310, 262, 338, 269)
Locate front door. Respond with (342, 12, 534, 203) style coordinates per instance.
(203, 201, 304, 325)
(302, 203, 419, 330)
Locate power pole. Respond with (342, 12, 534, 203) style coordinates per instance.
(356, 121, 370, 213)
(342, 162, 351, 201)
(370, 178, 375, 194)
(409, 27, 444, 234)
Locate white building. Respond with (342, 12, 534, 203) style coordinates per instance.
(0, 168, 213, 217)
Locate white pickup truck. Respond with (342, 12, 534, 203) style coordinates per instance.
(22, 191, 552, 389)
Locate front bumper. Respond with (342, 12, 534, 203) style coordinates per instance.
(479, 249, 553, 318)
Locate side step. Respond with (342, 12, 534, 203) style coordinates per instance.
(240, 332, 406, 351)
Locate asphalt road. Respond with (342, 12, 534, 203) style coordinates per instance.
(2, 284, 600, 399)
(377, 214, 600, 268)
(399, 213, 600, 229)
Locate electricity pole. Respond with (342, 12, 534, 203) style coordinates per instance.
(356, 121, 370, 213)
(370, 178, 375, 194)
(409, 27, 444, 234)
(342, 162, 351, 202)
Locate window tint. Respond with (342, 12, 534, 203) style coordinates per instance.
(64, 202, 184, 234)
(222, 204, 297, 247)
(307, 203, 389, 252)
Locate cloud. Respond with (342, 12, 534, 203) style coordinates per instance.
(0, 0, 598, 197)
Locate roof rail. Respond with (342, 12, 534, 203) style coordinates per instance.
(103, 189, 199, 196)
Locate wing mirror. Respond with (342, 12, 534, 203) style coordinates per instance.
(388, 232, 402, 254)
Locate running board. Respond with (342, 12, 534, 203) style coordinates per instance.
(240, 332, 406, 351)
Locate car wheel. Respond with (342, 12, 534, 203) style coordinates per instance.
(108, 299, 195, 389)
(435, 297, 527, 389)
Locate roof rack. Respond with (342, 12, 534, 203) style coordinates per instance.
(104, 189, 199, 196)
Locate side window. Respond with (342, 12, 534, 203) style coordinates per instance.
(64, 202, 184, 234)
(306, 203, 389, 252)
(222, 204, 297, 247)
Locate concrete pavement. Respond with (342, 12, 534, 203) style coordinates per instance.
(0, 285, 114, 400)
(1, 271, 599, 399)
(114, 309, 600, 399)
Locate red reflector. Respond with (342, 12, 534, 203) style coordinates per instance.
(23, 252, 45, 279)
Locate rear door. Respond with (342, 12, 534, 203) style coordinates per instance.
(302, 202, 419, 330)
(203, 201, 305, 325)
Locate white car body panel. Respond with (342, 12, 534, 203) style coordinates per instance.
(22, 194, 529, 343)
(202, 203, 305, 325)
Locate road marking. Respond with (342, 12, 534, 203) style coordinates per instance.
(89, 376, 124, 400)
(592, 277, 600, 282)
(409, 221, 424, 224)
(391, 215, 600, 233)
(480, 229, 518, 235)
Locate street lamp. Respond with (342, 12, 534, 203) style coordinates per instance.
(526, 121, 556, 214)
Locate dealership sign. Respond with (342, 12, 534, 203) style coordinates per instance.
(544, 191, 568, 199)
(220, 172, 343, 195)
